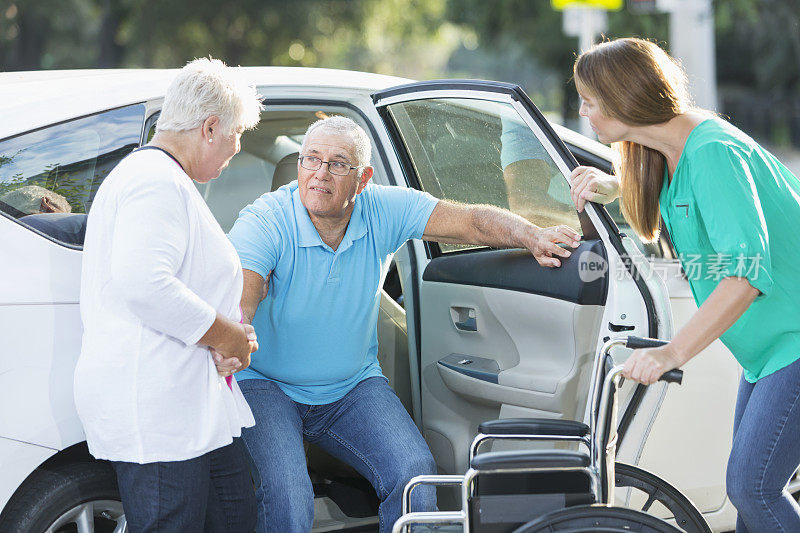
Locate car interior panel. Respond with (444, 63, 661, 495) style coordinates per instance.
(421, 241, 608, 305)
(367, 94, 623, 515)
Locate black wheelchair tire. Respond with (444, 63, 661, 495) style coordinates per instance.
(512, 504, 683, 533)
(615, 462, 711, 533)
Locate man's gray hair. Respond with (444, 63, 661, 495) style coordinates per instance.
(301, 116, 372, 172)
(0, 185, 71, 214)
(157, 57, 263, 136)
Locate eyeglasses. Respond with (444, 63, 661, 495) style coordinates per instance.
(298, 155, 360, 176)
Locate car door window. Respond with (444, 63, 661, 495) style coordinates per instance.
(385, 98, 582, 253)
(0, 104, 145, 247)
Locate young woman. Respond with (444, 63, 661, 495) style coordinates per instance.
(569, 37, 800, 532)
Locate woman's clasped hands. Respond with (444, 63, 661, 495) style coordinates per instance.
(212, 323, 258, 378)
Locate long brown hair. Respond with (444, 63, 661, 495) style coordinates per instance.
(574, 38, 693, 242)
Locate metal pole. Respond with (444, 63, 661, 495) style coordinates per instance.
(661, 0, 718, 111)
(564, 7, 607, 137)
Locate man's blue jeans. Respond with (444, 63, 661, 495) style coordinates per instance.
(112, 438, 256, 532)
(727, 355, 800, 532)
(239, 376, 437, 533)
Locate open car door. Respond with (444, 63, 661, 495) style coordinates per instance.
(372, 81, 674, 478)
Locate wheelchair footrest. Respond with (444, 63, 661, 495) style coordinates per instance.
(477, 418, 590, 438)
(470, 450, 590, 471)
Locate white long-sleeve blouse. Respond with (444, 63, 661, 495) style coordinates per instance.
(75, 148, 254, 463)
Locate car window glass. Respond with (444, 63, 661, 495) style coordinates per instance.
(605, 199, 665, 258)
(385, 98, 582, 253)
(0, 104, 145, 247)
(197, 107, 382, 232)
(567, 144, 669, 260)
(145, 116, 157, 143)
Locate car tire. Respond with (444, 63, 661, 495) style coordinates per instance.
(0, 461, 125, 533)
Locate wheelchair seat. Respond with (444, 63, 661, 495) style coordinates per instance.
(470, 450, 590, 471)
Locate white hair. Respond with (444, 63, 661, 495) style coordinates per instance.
(301, 116, 371, 172)
(156, 57, 263, 136)
(0, 185, 71, 215)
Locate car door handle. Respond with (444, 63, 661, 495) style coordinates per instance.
(608, 322, 635, 332)
(450, 306, 477, 331)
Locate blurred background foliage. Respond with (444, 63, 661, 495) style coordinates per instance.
(1, 0, 799, 147)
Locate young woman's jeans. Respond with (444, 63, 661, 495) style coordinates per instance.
(112, 438, 256, 533)
(238, 376, 437, 533)
(727, 356, 800, 532)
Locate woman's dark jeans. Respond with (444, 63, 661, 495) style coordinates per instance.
(112, 437, 256, 532)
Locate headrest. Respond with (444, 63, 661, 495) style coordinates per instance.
(271, 152, 300, 191)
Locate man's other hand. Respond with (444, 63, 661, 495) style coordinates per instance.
(528, 225, 581, 268)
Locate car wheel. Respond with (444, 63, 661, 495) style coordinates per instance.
(0, 461, 125, 533)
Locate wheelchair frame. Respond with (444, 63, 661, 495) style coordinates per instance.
(393, 336, 685, 533)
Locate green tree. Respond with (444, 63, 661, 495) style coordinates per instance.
(445, 1, 577, 117)
(444, 0, 669, 121)
(716, 0, 800, 93)
(118, 0, 372, 68)
(0, 0, 99, 70)
(714, 0, 800, 146)
(0, 0, 373, 69)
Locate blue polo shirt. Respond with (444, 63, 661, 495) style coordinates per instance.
(228, 181, 438, 404)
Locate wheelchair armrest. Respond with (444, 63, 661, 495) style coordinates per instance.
(477, 418, 590, 438)
(470, 450, 590, 471)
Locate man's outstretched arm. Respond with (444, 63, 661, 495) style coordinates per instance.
(422, 201, 581, 268)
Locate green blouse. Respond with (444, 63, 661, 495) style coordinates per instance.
(659, 117, 800, 382)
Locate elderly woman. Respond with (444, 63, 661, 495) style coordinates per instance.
(74, 58, 263, 532)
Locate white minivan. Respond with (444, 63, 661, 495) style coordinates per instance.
(0, 68, 793, 532)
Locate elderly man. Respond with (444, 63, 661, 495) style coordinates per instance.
(228, 116, 580, 532)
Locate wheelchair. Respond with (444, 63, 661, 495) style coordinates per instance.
(393, 336, 712, 533)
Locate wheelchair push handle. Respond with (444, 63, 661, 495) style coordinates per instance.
(625, 336, 668, 349)
(659, 369, 683, 385)
(621, 337, 684, 385)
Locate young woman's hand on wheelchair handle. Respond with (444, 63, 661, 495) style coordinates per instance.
(623, 344, 684, 385)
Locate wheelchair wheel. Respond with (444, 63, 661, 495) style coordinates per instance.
(615, 463, 711, 533)
(512, 504, 682, 532)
